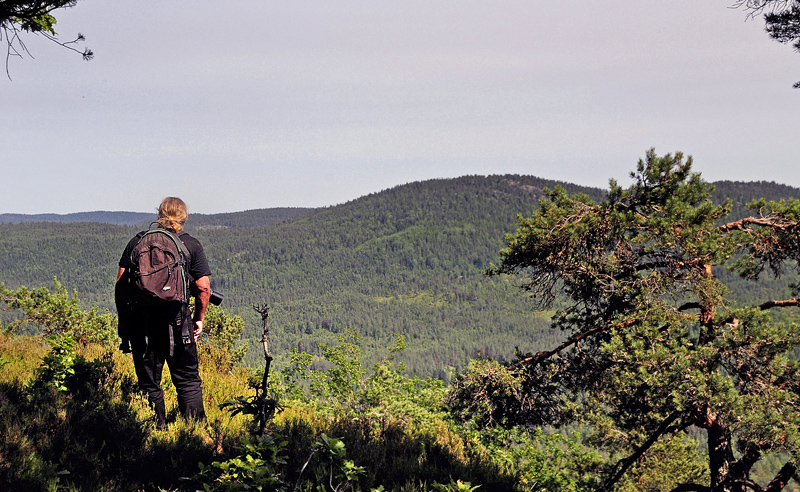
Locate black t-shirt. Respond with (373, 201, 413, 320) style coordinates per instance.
(119, 231, 212, 282)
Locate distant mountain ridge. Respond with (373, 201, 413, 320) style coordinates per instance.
(710, 180, 800, 220)
(0, 211, 152, 226)
(0, 208, 312, 228)
(2, 180, 798, 227)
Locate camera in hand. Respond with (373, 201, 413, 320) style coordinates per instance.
(210, 289, 223, 306)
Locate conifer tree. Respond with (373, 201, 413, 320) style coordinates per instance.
(451, 149, 800, 492)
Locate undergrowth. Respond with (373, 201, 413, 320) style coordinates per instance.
(0, 282, 691, 491)
(0, 327, 613, 491)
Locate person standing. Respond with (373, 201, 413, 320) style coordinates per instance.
(116, 197, 211, 428)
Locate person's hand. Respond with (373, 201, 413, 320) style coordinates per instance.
(194, 320, 203, 341)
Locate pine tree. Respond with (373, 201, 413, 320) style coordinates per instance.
(450, 149, 800, 492)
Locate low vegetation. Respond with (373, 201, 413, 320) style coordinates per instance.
(2, 281, 717, 492)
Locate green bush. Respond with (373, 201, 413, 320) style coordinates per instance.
(193, 435, 288, 492)
(0, 278, 116, 347)
(201, 304, 248, 370)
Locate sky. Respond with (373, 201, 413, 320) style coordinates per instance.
(2, 1, 799, 214)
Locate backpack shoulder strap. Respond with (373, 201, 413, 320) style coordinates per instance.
(170, 230, 191, 260)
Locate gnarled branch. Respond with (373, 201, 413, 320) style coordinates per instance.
(757, 298, 800, 310)
(514, 319, 636, 367)
(718, 216, 796, 233)
(600, 411, 684, 492)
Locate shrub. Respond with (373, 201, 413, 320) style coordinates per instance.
(0, 278, 116, 347)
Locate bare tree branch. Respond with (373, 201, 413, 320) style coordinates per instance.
(252, 302, 273, 437)
(718, 216, 796, 233)
(731, 0, 798, 17)
(764, 461, 797, 492)
(758, 298, 800, 310)
(41, 32, 93, 60)
(599, 412, 684, 492)
(514, 319, 636, 367)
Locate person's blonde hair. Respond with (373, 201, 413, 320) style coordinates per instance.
(157, 197, 188, 233)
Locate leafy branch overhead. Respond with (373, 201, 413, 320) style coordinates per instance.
(452, 149, 800, 492)
(0, 0, 92, 78)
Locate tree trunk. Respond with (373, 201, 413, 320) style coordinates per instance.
(708, 420, 735, 492)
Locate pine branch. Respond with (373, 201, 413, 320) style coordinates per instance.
(514, 319, 636, 367)
(718, 216, 796, 233)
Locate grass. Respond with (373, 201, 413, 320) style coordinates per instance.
(2, 329, 712, 492)
(0, 332, 518, 491)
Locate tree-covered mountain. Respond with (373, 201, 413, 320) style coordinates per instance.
(711, 180, 800, 221)
(1, 175, 799, 377)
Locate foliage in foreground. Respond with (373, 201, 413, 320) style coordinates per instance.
(0, 319, 663, 492)
(0, 0, 94, 71)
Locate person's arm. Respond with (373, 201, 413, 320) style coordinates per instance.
(116, 267, 126, 282)
(192, 275, 211, 340)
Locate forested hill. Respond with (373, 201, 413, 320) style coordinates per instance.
(1, 175, 799, 377)
(711, 180, 800, 220)
(187, 175, 605, 375)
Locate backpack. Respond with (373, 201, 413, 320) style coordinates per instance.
(128, 228, 190, 307)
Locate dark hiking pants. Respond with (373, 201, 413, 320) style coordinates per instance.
(131, 320, 205, 428)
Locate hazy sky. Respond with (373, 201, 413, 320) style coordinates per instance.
(2, 1, 799, 214)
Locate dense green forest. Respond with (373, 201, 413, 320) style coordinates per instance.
(1, 175, 799, 376)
